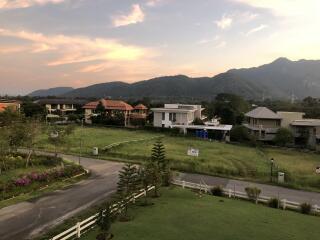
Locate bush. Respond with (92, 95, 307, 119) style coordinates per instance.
(268, 198, 280, 208)
(230, 125, 256, 146)
(245, 186, 261, 204)
(300, 203, 312, 214)
(210, 186, 224, 196)
(274, 128, 294, 147)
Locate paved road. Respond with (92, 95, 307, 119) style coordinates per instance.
(0, 152, 123, 240)
(1, 151, 320, 240)
(177, 172, 320, 205)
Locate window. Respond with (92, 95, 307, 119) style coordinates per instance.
(169, 113, 177, 122)
(162, 112, 165, 120)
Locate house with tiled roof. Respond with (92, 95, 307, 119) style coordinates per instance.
(83, 99, 147, 125)
(0, 100, 21, 112)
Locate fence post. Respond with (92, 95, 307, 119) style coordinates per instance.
(228, 189, 232, 198)
(133, 197, 136, 204)
(282, 199, 286, 210)
(143, 190, 147, 196)
(182, 181, 185, 189)
(313, 204, 318, 214)
(76, 222, 81, 238)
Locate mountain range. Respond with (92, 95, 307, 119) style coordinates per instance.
(29, 87, 74, 97)
(28, 58, 320, 100)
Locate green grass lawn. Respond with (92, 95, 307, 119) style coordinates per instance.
(80, 187, 320, 240)
(36, 126, 320, 190)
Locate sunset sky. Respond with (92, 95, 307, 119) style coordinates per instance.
(0, 0, 319, 95)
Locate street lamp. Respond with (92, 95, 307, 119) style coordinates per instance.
(270, 158, 274, 182)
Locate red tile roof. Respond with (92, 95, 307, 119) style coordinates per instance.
(134, 104, 148, 110)
(0, 103, 6, 112)
(83, 99, 133, 111)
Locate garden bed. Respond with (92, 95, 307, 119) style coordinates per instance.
(0, 153, 86, 206)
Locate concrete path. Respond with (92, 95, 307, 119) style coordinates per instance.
(0, 152, 123, 240)
(177, 172, 320, 205)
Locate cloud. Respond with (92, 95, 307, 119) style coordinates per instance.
(215, 15, 233, 30)
(112, 4, 145, 27)
(0, 0, 65, 9)
(232, 0, 320, 17)
(197, 36, 220, 45)
(146, 0, 162, 7)
(0, 28, 153, 66)
(214, 41, 227, 49)
(246, 24, 268, 36)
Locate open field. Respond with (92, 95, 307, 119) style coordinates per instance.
(80, 187, 320, 240)
(36, 126, 320, 190)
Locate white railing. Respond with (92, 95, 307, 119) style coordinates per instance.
(172, 180, 320, 214)
(51, 186, 155, 240)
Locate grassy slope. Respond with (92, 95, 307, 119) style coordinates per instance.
(36, 126, 320, 190)
(81, 188, 320, 240)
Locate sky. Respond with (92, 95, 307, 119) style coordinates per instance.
(0, 0, 320, 95)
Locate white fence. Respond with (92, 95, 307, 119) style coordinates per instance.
(51, 186, 155, 240)
(172, 180, 320, 214)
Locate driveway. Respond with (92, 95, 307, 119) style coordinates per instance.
(0, 152, 123, 240)
(177, 172, 320, 205)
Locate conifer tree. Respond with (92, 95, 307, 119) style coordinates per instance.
(151, 139, 171, 186)
(117, 163, 139, 218)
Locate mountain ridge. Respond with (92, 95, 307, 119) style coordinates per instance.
(28, 58, 320, 100)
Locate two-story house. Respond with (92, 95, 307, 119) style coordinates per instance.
(83, 99, 148, 126)
(290, 119, 320, 150)
(151, 104, 204, 128)
(243, 107, 282, 141)
(34, 99, 86, 118)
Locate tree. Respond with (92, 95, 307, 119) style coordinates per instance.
(145, 160, 162, 197)
(214, 93, 250, 125)
(138, 165, 153, 205)
(151, 139, 170, 186)
(21, 101, 46, 118)
(0, 129, 10, 174)
(274, 128, 294, 147)
(117, 163, 139, 219)
(96, 203, 112, 240)
(192, 118, 204, 125)
(24, 119, 42, 167)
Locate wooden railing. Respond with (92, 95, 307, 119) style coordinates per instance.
(51, 186, 155, 240)
(172, 180, 320, 213)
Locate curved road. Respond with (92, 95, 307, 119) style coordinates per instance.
(0, 152, 123, 240)
(1, 152, 320, 239)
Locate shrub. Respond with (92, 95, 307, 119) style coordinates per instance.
(15, 177, 31, 186)
(245, 186, 261, 204)
(40, 156, 62, 166)
(274, 128, 294, 147)
(210, 186, 224, 196)
(300, 203, 312, 214)
(230, 125, 257, 146)
(268, 198, 280, 208)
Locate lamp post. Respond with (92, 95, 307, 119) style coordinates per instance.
(270, 158, 274, 182)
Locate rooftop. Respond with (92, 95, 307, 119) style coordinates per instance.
(291, 119, 320, 127)
(245, 107, 282, 119)
(134, 104, 148, 110)
(83, 99, 134, 111)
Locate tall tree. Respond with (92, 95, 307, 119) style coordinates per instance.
(151, 139, 170, 186)
(117, 163, 139, 219)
